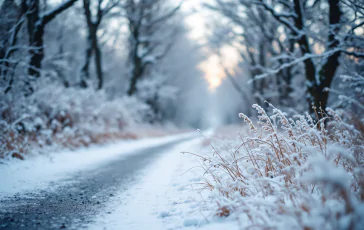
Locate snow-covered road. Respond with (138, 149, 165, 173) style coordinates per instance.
(0, 130, 240, 230)
(0, 133, 204, 229)
(87, 136, 239, 230)
(0, 132, 198, 200)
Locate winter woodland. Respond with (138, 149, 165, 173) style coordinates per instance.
(0, 0, 363, 229)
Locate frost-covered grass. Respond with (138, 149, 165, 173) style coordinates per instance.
(192, 104, 364, 230)
(0, 81, 168, 160)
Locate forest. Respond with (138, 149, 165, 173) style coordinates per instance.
(1, 0, 363, 158)
(0, 0, 210, 159)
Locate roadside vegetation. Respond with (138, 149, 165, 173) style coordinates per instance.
(193, 102, 363, 229)
(0, 82, 176, 160)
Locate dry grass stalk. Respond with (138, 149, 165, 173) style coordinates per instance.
(189, 104, 364, 229)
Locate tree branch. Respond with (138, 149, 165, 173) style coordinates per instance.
(42, 0, 78, 26)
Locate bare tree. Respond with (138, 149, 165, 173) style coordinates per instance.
(255, 0, 364, 111)
(124, 0, 181, 96)
(206, 1, 300, 108)
(80, 0, 119, 90)
(22, 0, 78, 95)
(207, 0, 364, 112)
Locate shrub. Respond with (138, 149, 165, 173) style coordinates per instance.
(0, 80, 152, 159)
(193, 103, 364, 229)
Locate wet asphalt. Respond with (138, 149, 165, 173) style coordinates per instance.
(0, 135, 195, 230)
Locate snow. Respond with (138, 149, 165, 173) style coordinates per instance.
(87, 131, 240, 230)
(0, 132, 196, 200)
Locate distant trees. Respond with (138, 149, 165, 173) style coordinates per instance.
(122, 0, 181, 121)
(0, 0, 194, 124)
(0, 0, 182, 96)
(206, 0, 364, 112)
(124, 0, 180, 96)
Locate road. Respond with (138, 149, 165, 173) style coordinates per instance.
(0, 134, 197, 230)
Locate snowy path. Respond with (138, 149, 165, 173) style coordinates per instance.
(87, 139, 205, 230)
(0, 133, 199, 229)
(87, 137, 239, 230)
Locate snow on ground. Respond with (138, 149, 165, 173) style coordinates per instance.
(1, 129, 241, 229)
(88, 133, 239, 230)
(0, 132, 196, 200)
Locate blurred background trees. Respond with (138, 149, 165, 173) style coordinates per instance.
(205, 0, 363, 114)
(0, 0, 211, 159)
(0, 0, 363, 159)
(0, 0, 199, 123)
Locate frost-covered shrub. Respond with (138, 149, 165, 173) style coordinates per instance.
(330, 74, 364, 119)
(194, 104, 364, 229)
(136, 76, 178, 122)
(0, 80, 152, 159)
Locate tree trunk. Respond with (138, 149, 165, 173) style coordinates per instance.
(80, 27, 103, 90)
(94, 35, 103, 90)
(315, 0, 342, 111)
(293, 0, 342, 112)
(127, 27, 143, 96)
(257, 41, 266, 107)
(80, 32, 93, 88)
(25, 0, 41, 95)
(127, 55, 143, 96)
(28, 26, 45, 79)
(81, 0, 104, 90)
(292, 0, 318, 112)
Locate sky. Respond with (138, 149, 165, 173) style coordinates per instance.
(179, 0, 248, 127)
(182, 0, 240, 91)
